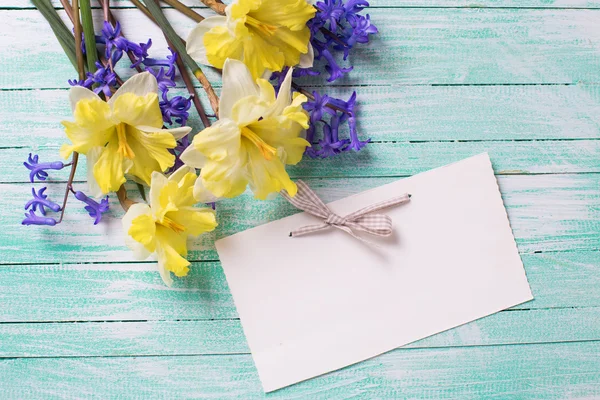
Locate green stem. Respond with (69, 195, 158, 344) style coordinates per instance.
(140, 0, 219, 115)
(79, 0, 98, 73)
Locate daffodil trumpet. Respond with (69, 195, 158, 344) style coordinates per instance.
(123, 167, 218, 286)
(61, 72, 192, 197)
(186, 0, 316, 80)
(180, 58, 310, 200)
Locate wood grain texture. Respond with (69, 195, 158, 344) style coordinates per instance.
(13, 0, 600, 9)
(6, 139, 600, 184)
(4, 173, 600, 266)
(2, 341, 600, 399)
(1, 251, 600, 323)
(3, 84, 600, 148)
(3, 8, 600, 89)
(2, 1, 600, 397)
(1, 307, 600, 358)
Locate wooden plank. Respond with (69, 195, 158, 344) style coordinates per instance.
(1, 307, 600, 357)
(3, 9, 600, 88)
(1, 341, 600, 398)
(4, 84, 600, 147)
(12, 0, 600, 9)
(3, 174, 600, 264)
(1, 251, 599, 323)
(6, 139, 600, 185)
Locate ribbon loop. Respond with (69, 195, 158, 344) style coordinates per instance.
(280, 180, 411, 243)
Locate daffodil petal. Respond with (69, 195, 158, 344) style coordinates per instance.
(231, 95, 270, 126)
(149, 170, 168, 217)
(61, 98, 115, 157)
(168, 165, 196, 183)
(242, 36, 285, 79)
(201, 156, 249, 199)
(180, 145, 207, 169)
(219, 59, 260, 120)
(193, 177, 222, 203)
(298, 42, 314, 68)
(156, 240, 190, 281)
(186, 16, 228, 65)
(138, 125, 192, 140)
(191, 119, 241, 163)
(128, 212, 157, 253)
(86, 146, 104, 199)
(245, 143, 297, 199)
(122, 203, 154, 260)
(250, 0, 316, 31)
(68, 86, 102, 113)
(204, 24, 244, 71)
(93, 141, 127, 194)
(263, 67, 293, 118)
(126, 127, 177, 185)
(108, 71, 158, 107)
(248, 116, 310, 165)
(112, 93, 163, 129)
(169, 208, 217, 237)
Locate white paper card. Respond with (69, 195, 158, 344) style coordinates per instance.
(216, 153, 533, 392)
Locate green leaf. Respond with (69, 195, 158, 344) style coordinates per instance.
(141, 0, 200, 74)
(79, 0, 98, 73)
(31, 0, 78, 70)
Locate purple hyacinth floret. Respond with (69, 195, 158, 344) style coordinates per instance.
(142, 47, 177, 69)
(303, 91, 369, 158)
(160, 91, 191, 126)
(129, 39, 153, 68)
(74, 191, 109, 225)
(305, 0, 377, 81)
(304, 91, 336, 123)
(25, 187, 61, 216)
(99, 21, 129, 60)
(345, 14, 378, 48)
(22, 209, 57, 226)
(68, 78, 92, 88)
(24, 153, 65, 183)
(85, 62, 117, 97)
(148, 66, 176, 93)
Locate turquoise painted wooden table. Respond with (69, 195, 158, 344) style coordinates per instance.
(1, 1, 600, 398)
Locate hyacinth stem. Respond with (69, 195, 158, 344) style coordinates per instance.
(58, 0, 88, 223)
(117, 186, 136, 212)
(200, 0, 225, 14)
(97, 0, 145, 74)
(176, 54, 212, 128)
(102, 0, 110, 21)
(72, 0, 85, 80)
(162, 0, 204, 22)
(291, 82, 350, 115)
(60, 0, 126, 86)
(320, 27, 348, 48)
(79, 0, 98, 73)
(136, 0, 220, 115)
(129, 0, 212, 126)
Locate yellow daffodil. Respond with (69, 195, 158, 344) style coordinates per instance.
(180, 59, 310, 200)
(122, 166, 218, 286)
(186, 0, 316, 79)
(61, 72, 191, 197)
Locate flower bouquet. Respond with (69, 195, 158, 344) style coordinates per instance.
(25, 0, 378, 286)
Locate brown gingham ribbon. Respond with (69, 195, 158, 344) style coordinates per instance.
(281, 180, 411, 244)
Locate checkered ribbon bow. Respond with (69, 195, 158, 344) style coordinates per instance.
(281, 180, 411, 244)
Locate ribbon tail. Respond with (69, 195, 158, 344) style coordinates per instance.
(346, 193, 411, 221)
(290, 223, 330, 237)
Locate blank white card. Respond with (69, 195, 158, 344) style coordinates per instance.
(216, 153, 533, 392)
